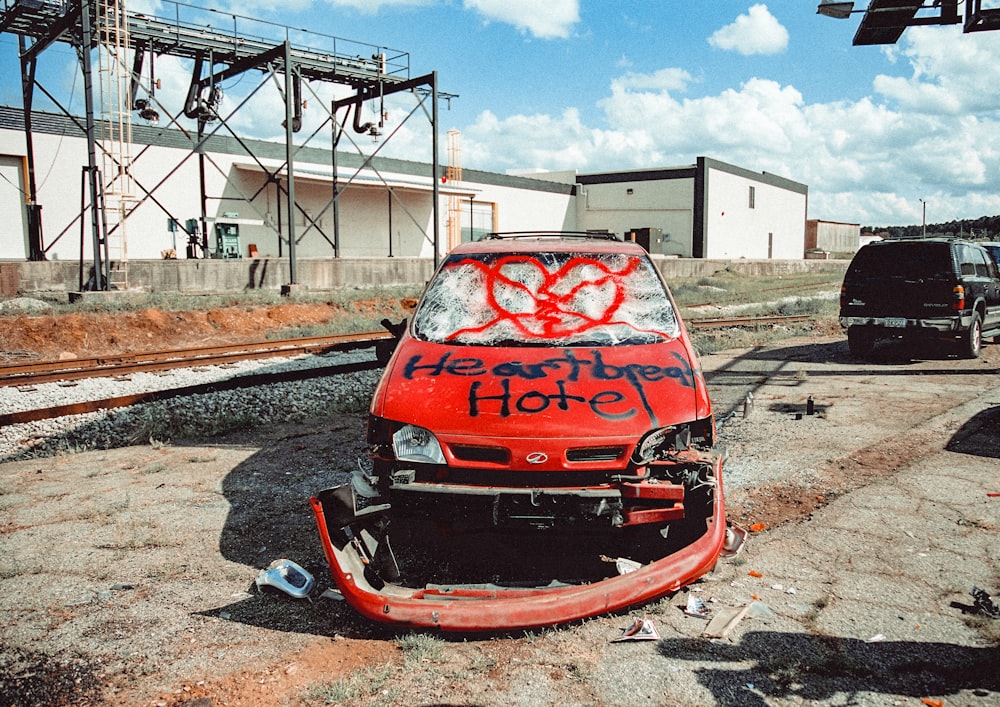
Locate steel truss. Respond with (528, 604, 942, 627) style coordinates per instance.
(1, 0, 450, 289)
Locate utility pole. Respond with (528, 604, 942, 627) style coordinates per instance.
(920, 198, 927, 238)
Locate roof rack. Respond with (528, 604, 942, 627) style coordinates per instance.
(482, 231, 621, 241)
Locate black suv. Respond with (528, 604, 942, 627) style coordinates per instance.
(839, 237, 1000, 358)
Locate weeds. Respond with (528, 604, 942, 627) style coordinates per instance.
(303, 663, 394, 704)
(395, 633, 446, 665)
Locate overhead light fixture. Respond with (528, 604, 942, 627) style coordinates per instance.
(139, 105, 160, 124)
(817, 1, 857, 18)
(133, 97, 159, 124)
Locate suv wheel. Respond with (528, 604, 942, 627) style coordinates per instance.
(963, 312, 983, 359)
(847, 327, 876, 357)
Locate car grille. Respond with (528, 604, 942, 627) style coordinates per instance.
(449, 444, 511, 465)
(566, 446, 627, 463)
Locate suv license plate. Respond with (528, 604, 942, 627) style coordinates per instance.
(884, 318, 906, 328)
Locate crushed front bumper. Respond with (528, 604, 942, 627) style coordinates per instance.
(310, 450, 728, 632)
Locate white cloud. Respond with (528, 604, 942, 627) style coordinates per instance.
(708, 4, 788, 56)
(873, 26, 1000, 115)
(460, 36, 1000, 226)
(463, 0, 579, 39)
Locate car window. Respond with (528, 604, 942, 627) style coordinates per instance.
(957, 244, 979, 276)
(849, 242, 952, 279)
(985, 250, 1000, 279)
(983, 245, 1000, 268)
(412, 250, 680, 346)
(973, 249, 989, 277)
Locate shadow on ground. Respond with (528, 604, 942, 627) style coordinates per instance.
(657, 631, 999, 706)
(947, 405, 1000, 459)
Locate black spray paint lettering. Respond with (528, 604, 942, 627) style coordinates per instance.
(402, 349, 695, 424)
(468, 378, 635, 420)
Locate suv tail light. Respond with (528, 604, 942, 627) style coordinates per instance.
(952, 285, 965, 310)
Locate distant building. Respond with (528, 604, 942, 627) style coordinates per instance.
(806, 219, 861, 255)
(1, 107, 809, 263)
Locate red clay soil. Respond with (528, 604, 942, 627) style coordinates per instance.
(0, 301, 397, 362)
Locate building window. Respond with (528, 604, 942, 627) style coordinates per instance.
(748, 186, 756, 209)
(463, 200, 496, 242)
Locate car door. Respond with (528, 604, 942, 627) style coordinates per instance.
(974, 245, 1000, 330)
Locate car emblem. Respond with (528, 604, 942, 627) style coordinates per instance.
(526, 452, 548, 464)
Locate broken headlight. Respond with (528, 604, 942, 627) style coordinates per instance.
(392, 424, 446, 465)
(631, 417, 714, 465)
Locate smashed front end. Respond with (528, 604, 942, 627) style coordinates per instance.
(310, 445, 727, 632)
(310, 243, 735, 630)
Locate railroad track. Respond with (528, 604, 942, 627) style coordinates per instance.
(0, 331, 393, 388)
(1, 314, 809, 388)
(686, 313, 812, 328)
(1, 314, 815, 427)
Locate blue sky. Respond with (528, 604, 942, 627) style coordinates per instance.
(3, 0, 1000, 228)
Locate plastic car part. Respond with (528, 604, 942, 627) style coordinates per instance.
(720, 524, 748, 557)
(255, 559, 315, 599)
(309, 450, 726, 632)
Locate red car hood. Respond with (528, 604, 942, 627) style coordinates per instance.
(373, 336, 705, 439)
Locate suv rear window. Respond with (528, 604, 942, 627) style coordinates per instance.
(412, 251, 680, 346)
(848, 242, 953, 280)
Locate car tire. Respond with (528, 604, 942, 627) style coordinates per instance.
(963, 312, 983, 359)
(847, 327, 876, 358)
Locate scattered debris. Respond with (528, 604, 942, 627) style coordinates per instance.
(748, 570, 763, 578)
(320, 587, 345, 602)
(721, 524, 748, 557)
(684, 595, 712, 617)
(971, 586, 1000, 619)
(612, 617, 661, 642)
(703, 604, 753, 639)
(255, 559, 315, 599)
(616, 558, 642, 575)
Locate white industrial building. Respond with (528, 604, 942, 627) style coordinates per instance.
(1, 106, 808, 265)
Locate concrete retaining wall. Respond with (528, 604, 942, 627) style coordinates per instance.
(0, 256, 848, 298)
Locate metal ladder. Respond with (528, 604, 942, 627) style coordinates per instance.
(97, 0, 134, 290)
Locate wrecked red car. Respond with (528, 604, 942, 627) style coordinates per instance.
(312, 232, 734, 631)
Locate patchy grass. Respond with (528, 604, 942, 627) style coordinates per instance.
(302, 663, 395, 705)
(669, 270, 844, 310)
(395, 633, 446, 665)
(19, 286, 421, 317)
(667, 269, 844, 356)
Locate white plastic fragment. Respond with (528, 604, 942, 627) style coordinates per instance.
(684, 595, 712, 617)
(616, 557, 642, 575)
(321, 587, 345, 602)
(866, 633, 886, 643)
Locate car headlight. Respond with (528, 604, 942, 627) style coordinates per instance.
(631, 422, 711, 465)
(632, 426, 680, 465)
(392, 424, 446, 465)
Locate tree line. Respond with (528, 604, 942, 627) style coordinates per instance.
(862, 214, 1000, 240)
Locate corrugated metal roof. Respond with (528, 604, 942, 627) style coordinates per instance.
(0, 105, 574, 195)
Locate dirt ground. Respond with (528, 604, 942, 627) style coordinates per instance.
(2, 306, 999, 706)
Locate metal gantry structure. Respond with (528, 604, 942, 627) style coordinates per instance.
(0, 0, 449, 289)
(819, 0, 1000, 45)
